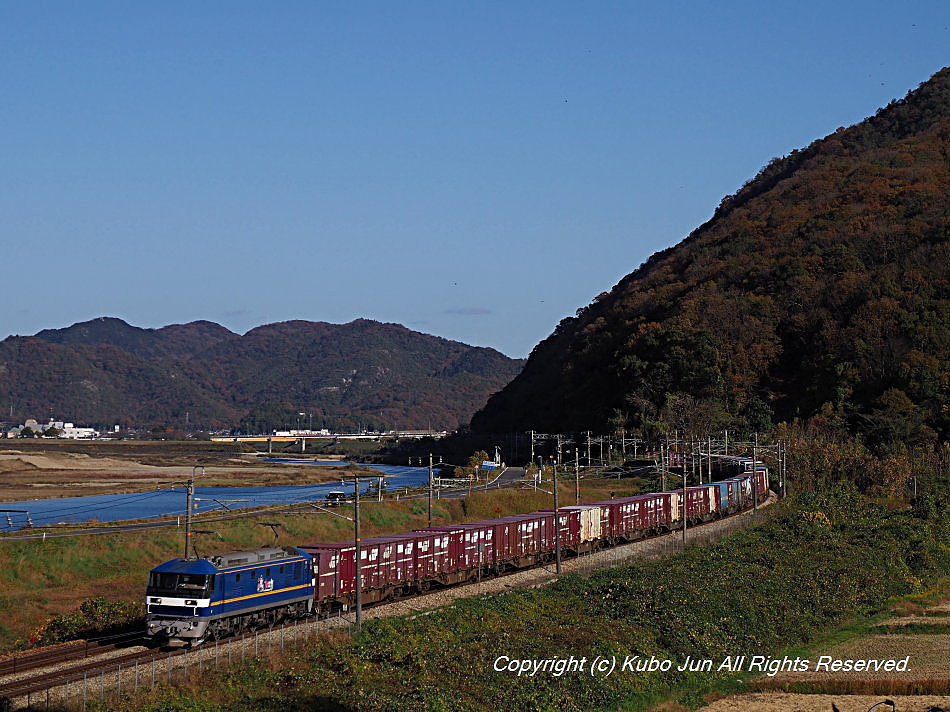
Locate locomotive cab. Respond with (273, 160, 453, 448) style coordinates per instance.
(145, 547, 314, 646)
(145, 558, 218, 644)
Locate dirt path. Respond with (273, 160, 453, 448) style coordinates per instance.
(700, 693, 950, 711)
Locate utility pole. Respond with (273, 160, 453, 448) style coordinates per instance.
(682, 466, 687, 546)
(354, 475, 362, 630)
(428, 453, 433, 527)
(784, 439, 789, 499)
(184, 466, 203, 560)
(587, 431, 591, 466)
(552, 461, 561, 574)
(529, 431, 535, 467)
(691, 438, 697, 484)
(574, 451, 580, 504)
(185, 476, 194, 560)
(660, 443, 666, 491)
(752, 433, 759, 512)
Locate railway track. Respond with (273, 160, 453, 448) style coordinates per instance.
(0, 646, 157, 701)
(0, 619, 325, 709)
(0, 631, 145, 678)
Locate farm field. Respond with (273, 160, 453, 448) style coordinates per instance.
(699, 596, 950, 712)
(0, 440, 355, 500)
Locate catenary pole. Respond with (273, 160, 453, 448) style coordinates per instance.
(552, 460, 561, 574)
(184, 476, 194, 560)
(682, 466, 687, 546)
(354, 476, 362, 630)
(753, 433, 758, 512)
(428, 453, 433, 527)
(575, 453, 580, 505)
(184, 466, 204, 560)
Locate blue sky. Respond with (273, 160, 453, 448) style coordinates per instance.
(2, 2, 946, 358)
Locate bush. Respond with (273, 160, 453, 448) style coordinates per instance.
(29, 597, 145, 646)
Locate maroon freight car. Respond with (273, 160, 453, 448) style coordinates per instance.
(300, 468, 769, 614)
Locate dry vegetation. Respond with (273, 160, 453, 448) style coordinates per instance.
(699, 590, 950, 712)
(0, 440, 352, 500)
(0, 463, 641, 649)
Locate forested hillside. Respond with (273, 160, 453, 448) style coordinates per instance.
(0, 318, 523, 431)
(472, 68, 949, 457)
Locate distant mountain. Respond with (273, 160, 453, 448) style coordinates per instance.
(0, 318, 524, 431)
(35, 317, 238, 359)
(472, 68, 949, 454)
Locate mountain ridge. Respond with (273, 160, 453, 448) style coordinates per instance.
(1, 317, 524, 431)
(471, 67, 949, 454)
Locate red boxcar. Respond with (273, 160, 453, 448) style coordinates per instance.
(490, 515, 536, 564)
(398, 531, 450, 581)
(685, 485, 718, 521)
(537, 508, 582, 551)
(415, 522, 494, 575)
(415, 526, 466, 573)
(300, 542, 355, 603)
(302, 467, 768, 613)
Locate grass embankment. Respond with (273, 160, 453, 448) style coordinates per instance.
(99, 489, 947, 712)
(0, 476, 639, 649)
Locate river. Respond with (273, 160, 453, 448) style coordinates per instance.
(0, 462, 430, 531)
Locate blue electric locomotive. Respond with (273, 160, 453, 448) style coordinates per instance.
(145, 546, 314, 645)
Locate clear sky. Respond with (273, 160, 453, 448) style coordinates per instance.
(2, 2, 947, 358)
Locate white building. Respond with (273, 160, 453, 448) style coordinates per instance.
(43, 419, 99, 439)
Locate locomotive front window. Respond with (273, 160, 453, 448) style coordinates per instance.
(147, 573, 212, 597)
(177, 574, 210, 591)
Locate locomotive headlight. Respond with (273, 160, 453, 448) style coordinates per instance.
(152, 598, 162, 604)
(186, 600, 197, 606)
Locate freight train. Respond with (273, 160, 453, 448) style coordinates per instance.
(145, 464, 768, 645)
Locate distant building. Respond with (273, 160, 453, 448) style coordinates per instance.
(45, 420, 99, 439)
(11, 418, 100, 439)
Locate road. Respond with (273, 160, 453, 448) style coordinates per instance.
(434, 466, 526, 499)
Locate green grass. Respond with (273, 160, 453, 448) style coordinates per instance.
(0, 476, 637, 650)
(89, 489, 948, 712)
(692, 581, 950, 707)
(873, 623, 950, 635)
